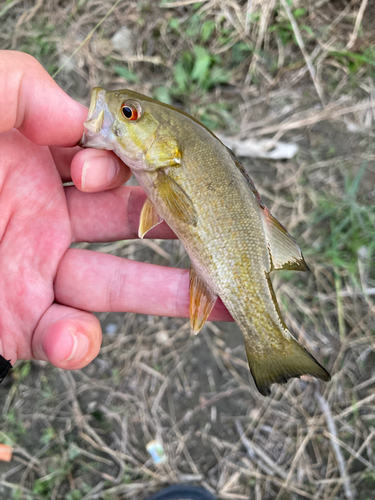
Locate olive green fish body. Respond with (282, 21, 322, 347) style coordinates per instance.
(134, 126, 277, 341)
(81, 88, 330, 396)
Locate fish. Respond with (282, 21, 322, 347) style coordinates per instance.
(80, 88, 331, 396)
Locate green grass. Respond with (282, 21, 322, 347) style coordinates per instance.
(311, 164, 375, 277)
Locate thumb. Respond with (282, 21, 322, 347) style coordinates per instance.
(33, 304, 102, 370)
(0, 50, 87, 146)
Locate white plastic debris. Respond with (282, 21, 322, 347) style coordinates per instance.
(146, 440, 167, 464)
(111, 26, 135, 54)
(105, 323, 117, 336)
(345, 120, 362, 133)
(217, 135, 298, 160)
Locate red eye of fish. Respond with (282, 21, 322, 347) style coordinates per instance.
(121, 101, 141, 121)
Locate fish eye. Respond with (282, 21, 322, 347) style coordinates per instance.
(121, 100, 142, 121)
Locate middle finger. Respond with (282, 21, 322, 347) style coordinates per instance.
(66, 185, 176, 242)
(50, 146, 132, 189)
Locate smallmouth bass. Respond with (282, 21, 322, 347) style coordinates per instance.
(80, 88, 331, 396)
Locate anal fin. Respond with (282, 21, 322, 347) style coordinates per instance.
(139, 198, 163, 239)
(189, 265, 217, 335)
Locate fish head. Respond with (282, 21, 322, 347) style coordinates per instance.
(80, 88, 181, 171)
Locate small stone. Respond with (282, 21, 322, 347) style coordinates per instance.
(156, 330, 169, 344)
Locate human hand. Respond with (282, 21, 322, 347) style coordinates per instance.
(0, 51, 231, 372)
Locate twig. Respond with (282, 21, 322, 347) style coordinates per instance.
(224, 461, 315, 499)
(318, 288, 375, 302)
(343, 428, 375, 473)
(334, 391, 375, 420)
(251, 99, 375, 137)
(322, 429, 375, 472)
(138, 361, 167, 381)
(274, 426, 316, 500)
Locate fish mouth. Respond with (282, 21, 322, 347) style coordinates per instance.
(79, 87, 116, 149)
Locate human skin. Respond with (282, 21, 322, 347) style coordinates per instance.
(0, 51, 232, 371)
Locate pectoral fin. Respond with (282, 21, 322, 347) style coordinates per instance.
(156, 171, 197, 226)
(146, 131, 182, 169)
(261, 208, 309, 271)
(189, 265, 217, 334)
(139, 198, 163, 239)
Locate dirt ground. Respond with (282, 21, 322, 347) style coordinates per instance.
(1, 1, 375, 499)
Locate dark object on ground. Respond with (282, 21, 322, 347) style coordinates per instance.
(0, 355, 12, 382)
(147, 485, 217, 500)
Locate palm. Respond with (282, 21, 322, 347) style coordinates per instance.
(0, 130, 71, 362)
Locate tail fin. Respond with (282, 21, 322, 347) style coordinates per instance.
(244, 334, 331, 396)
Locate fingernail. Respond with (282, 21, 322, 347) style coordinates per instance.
(81, 156, 118, 190)
(65, 329, 89, 362)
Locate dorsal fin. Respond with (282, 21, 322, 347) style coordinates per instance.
(261, 207, 309, 271)
(226, 147, 308, 272)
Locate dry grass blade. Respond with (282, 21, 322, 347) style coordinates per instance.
(315, 390, 354, 500)
(322, 429, 375, 472)
(244, 0, 253, 36)
(235, 419, 288, 479)
(161, 0, 210, 7)
(0, 0, 24, 19)
(252, 99, 375, 137)
(246, 0, 276, 84)
(52, 0, 123, 78)
(279, 0, 325, 105)
(334, 392, 375, 420)
(346, 0, 369, 50)
(140, 240, 171, 260)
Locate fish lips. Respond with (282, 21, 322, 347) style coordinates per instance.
(79, 87, 116, 150)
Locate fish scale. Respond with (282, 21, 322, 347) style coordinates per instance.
(80, 87, 331, 396)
